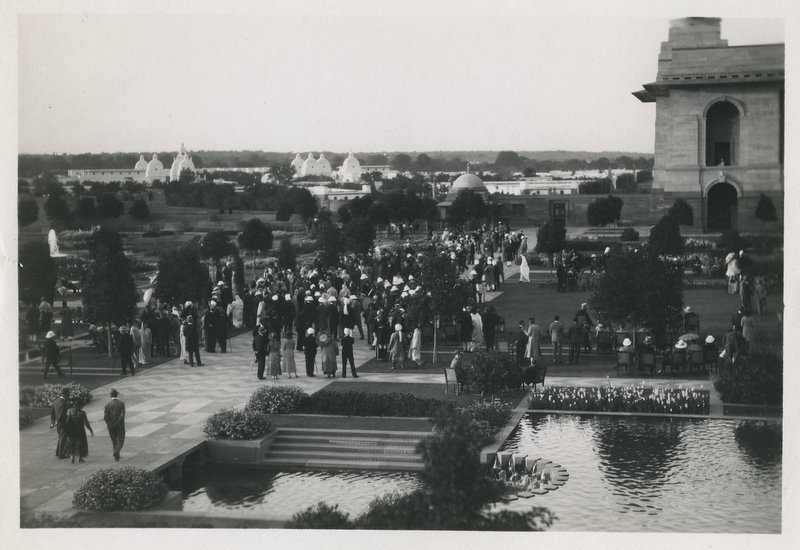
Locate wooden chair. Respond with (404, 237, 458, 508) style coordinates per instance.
(596, 330, 613, 354)
(638, 351, 657, 376)
(523, 364, 548, 393)
(616, 350, 633, 375)
(688, 349, 705, 372)
(444, 367, 460, 395)
(668, 350, 687, 376)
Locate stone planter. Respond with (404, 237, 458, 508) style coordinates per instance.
(205, 431, 277, 464)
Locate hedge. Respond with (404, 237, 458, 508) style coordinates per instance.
(72, 467, 168, 511)
(203, 408, 274, 440)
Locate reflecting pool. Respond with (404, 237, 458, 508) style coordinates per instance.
(495, 413, 781, 533)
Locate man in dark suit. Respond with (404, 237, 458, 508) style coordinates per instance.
(49, 387, 70, 458)
(103, 388, 126, 461)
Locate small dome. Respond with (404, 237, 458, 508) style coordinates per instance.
(135, 154, 148, 171)
(302, 153, 317, 176)
(316, 153, 331, 173)
(290, 153, 304, 174)
(146, 154, 164, 178)
(451, 173, 486, 191)
(341, 152, 360, 170)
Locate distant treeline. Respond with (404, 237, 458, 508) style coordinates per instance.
(19, 150, 653, 178)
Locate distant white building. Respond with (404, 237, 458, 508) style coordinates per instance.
(66, 143, 195, 183)
(338, 152, 363, 183)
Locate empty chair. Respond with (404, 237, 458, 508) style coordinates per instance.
(616, 350, 633, 375)
(596, 330, 613, 354)
(638, 351, 657, 376)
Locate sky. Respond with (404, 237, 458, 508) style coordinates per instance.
(12, 6, 788, 156)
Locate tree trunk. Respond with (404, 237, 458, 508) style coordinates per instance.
(107, 322, 112, 359)
(252, 251, 257, 282)
(433, 315, 439, 364)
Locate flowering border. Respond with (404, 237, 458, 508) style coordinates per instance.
(530, 384, 709, 415)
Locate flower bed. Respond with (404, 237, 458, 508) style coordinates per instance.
(298, 390, 450, 418)
(73, 467, 168, 511)
(28, 382, 92, 408)
(203, 407, 274, 440)
(530, 385, 710, 415)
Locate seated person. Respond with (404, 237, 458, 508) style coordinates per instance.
(618, 337, 634, 354)
(703, 334, 718, 356)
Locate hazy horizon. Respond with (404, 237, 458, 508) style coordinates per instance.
(17, 13, 783, 155)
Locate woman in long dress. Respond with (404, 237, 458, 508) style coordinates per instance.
(470, 307, 485, 352)
(319, 331, 339, 378)
(740, 312, 756, 354)
(268, 332, 282, 380)
(139, 321, 152, 365)
(281, 331, 297, 378)
(519, 255, 531, 283)
(410, 325, 423, 368)
(64, 402, 93, 464)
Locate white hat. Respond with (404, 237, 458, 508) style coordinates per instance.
(403, 285, 411, 292)
(684, 306, 692, 313)
(360, 274, 368, 280)
(45, 330, 56, 339)
(581, 302, 588, 309)
(217, 281, 224, 286)
(394, 323, 403, 331)
(209, 300, 217, 307)
(470, 270, 477, 276)
(328, 296, 337, 302)
(184, 301, 193, 308)
(314, 291, 321, 297)
(305, 296, 313, 302)
(349, 295, 357, 300)
(376, 277, 383, 283)
(342, 297, 350, 304)
(675, 339, 688, 349)
(307, 328, 315, 335)
(272, 295, 278, 301)
(256, 278, 265, 285)
(408, 275, 414, 280)
(285, 293, 291, 301)
(604, 247, 611, 254)
(622, 338, 632, 347)
(344, 328, 352, 336)
(705, 335, 715, 344)
(401, 292, 409, 298)
(390, 285, 399, 292)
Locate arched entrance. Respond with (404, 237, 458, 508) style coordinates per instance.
(706, 182, 738, 230)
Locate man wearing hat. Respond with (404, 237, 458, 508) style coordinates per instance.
(43, 330, 63, 378)
(49, 387, 70, 458)
(103, 389, 126, 461)
(303, 328, 318, 377)
(388, 323, 406, 371)
(253, 325, 269, 380)
(117, 325, 134, 375)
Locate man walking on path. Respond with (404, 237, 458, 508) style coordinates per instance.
(567, 317, 583, 365)
(103, 389, 126, 461)
(549, 315, 565, 364)
(49, 387, 70, 458)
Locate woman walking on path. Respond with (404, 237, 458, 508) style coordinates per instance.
(410, 325, 423, 368)
(268, 332, 282, 380)
(281, 331, 297, 378)
(741, 311, 756, 354)
(519, 255, 530, 283)
(319, 331, 339, 378)
(469, 306, 484, 352)
(65, 401, 93, 464)
(139, 320, 152, 365)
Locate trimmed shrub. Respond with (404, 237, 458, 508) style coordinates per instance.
(713, 350, 782, 406)
(620, 227, 639, 242)
(246, 385, 307, 415)
(72, 467, 168, 511)
(286, 502, 353, 529)
(460, 399, 513, 435)
(19, 387, 36, 407)
(20, 409, 34, 429)
(298, 390, 453, 418)
(32, 383, 92, 408)
(460, 351, 522, 395)
(203, 408, 274, 440)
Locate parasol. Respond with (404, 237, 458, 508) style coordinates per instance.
(677, 333, 700, 342)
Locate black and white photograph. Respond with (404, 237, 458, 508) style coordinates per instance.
(1, 1, 796, 548)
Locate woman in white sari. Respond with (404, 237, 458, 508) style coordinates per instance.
(470, 307, 484, 352)
(519, 255, 530, 283)
(410, 325, 423, 368)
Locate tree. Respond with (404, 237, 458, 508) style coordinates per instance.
(447, 189, 489, 228)
(366, 153, 388, 165)
(96, 192, 124, 218)
(494, 151, 521, 169)
(44, 194, 71, 221)
(534, 220, 567, 256)
(179, 168, 195, 184)
(391, 153, 412, 171)
(277, 237, 297, 270)
(337, 204, 352, 224)
(18, 241, 56, 305)
(666, 198, 694, 226)
(367, 201, 390, 227)
(579, 178, 613, 194)
(615, 173, 637, 193)
(287, 187, 318, 221)
(87, 227, 123, 256)
(648, 215, 684, 255)
(415, 153, 432, 171)
(82, 230, 138, 356)
(75, 196, 96, 219)
(755, 193, 778, 222)
(315, 220, 345, 269)
(270, 162, 295, 185)
(586, 195, 623, 226)
(129, 197, 151, 220)
(418, 248, 472, 362)
(590, 248, 683, 344)
(276, 201, 294, 221)
(18, 198, 38, 226)
(236, 219, 273, 280)
(342, 216, 376, 255)
(154, 244, 212, 306)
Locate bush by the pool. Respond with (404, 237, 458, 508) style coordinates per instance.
(203, 407, 274, 440)
(72, 467, 168, 511)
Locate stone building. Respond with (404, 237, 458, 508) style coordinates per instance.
(633, 17, 784, 231)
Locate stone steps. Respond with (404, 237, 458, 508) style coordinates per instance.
(261, 428, 429, 472)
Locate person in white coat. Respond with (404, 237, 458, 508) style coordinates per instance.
(519, 255, 531, 283)
(228, 294, 244, 329)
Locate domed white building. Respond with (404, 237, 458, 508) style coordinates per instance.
(437, 167, 490, 219)
(339, 152, 363, 183)
(169, 143, 196, 181)
(134, 154, 148, 171)
(299, 153, 334, 177)
(316, 153, 331, 174)
(302, 153, 318, 176)
(145, 154, 165, 180)
(290, 153, 304, 175)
